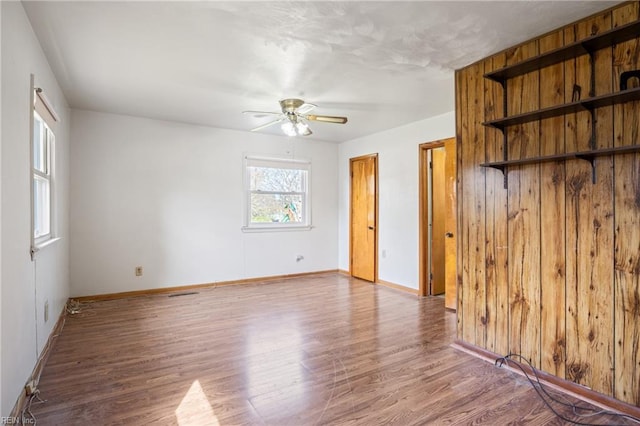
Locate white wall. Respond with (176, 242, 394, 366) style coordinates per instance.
(1, 2, 70, 415)
(338, 111, 455, 290)
(70, 110, 338, 297)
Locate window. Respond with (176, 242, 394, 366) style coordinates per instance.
(32, 112, 54, 242)
(243, 156, 311, 230)
(32, 86, 58, 248)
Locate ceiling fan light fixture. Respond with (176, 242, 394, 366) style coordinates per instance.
(296, 121, 311, 136)
(281, 121, 297, 137)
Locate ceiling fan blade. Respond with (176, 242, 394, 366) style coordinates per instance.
(251, 117, 285, 132)
(296, 103, 317, 115)
(305, 114, 348, 124)
(243, 110, 282, 118)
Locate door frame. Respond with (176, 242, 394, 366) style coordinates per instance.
(419, 137, 457, 305)
(349, 153, 379, 282)
(419, 140, 445, 296)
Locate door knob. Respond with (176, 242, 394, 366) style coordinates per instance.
(368, 226, 375, 230)
(445, 232, 454, 238)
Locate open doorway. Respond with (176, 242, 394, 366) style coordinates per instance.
(419, 138, 457, 310)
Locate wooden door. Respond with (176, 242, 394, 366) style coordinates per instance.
(444, 138, 457, 309)
(431, 147, 446, 295)
(350, 154, 377, 282)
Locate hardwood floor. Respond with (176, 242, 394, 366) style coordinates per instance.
(30, 273, 637, 425)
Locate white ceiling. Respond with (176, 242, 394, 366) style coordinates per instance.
(23, 1, 614, 143)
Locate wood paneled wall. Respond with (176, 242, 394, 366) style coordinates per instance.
(455, 1, 640, 406)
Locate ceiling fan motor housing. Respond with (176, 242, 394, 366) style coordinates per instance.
(280, 98, 305, 114)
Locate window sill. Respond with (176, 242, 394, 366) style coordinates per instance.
(31, 237, 61, 259)
(241, 225, 313, 233)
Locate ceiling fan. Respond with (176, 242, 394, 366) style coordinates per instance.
(243, 99, 348, 136)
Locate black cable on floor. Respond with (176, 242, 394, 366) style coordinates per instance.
(495, 353, 640, 426)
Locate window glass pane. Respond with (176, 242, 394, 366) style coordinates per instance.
(33, 116, 46, 173)
(34, 176, 50, 238)
(249, 167, 304, 192)
(250, 193, 303, 223)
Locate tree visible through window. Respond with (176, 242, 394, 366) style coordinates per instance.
(244, 157, 310, 229)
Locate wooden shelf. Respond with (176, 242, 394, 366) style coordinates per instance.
(481, 18, 640, 189)
(480, 145, 640, 175)
(485, 20, 640, 83)
(483, 87, 640, 130)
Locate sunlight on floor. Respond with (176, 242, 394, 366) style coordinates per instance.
(175, 380, 220, 426)
(243, 318, 311, 418)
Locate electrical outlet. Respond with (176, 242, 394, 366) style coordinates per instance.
(44, 300, 49, 323)
(135, 266, 143, 276)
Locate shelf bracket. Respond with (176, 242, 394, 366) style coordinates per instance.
(575, 154, 597, 183)
(486, 164, 507, 173)
(484, 164, 508, 189)
(501, 80, 508, 162)
(589, 108, 597, 150)
(588, 50, 596, 98)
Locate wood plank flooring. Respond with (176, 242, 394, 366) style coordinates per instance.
(30, 273, 638, 425)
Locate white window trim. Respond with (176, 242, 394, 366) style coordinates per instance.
(242, 155, 312, 232)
